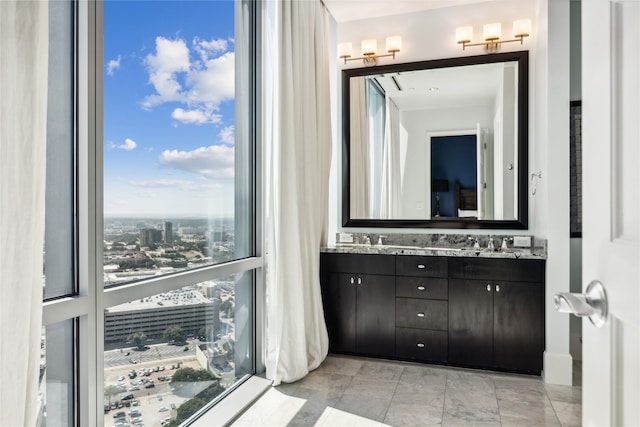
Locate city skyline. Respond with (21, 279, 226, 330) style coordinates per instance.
(103, 1, 237, 217)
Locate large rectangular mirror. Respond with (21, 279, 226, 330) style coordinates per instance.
(342, 51, 528, 229)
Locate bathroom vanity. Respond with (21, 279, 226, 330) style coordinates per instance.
(320, 242, 545, 375)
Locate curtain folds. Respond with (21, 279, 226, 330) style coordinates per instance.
(265, 0, 332, 385)
(380, 98, 401, 219)
(0, 1, 49, 425)
(349, 77, 370, 218)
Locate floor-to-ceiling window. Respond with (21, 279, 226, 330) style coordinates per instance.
(41, 1, 262, 425)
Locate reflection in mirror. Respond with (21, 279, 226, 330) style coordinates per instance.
(344, 52, 528, 229)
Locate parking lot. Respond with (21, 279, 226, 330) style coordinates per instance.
(104, 355, 203, 427)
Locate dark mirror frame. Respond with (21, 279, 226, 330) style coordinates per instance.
(342, 51, 529, 229)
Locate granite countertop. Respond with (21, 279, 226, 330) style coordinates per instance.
(322, 233, 547, 260)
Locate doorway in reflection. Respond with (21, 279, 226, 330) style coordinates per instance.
(431, 135, 476, 218)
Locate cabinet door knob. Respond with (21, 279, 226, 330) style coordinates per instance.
(417, 312, 425, 318)
(417, 285, 426, 291)
(357, 277, 362, 285)
(486, 284, 492, 292)
(350, 277, 355, 284)
(416, 343, 425, 348)
(417, 264, 426, 269)
(496, 284, 501, 292)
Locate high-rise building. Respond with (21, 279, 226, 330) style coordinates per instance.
(139, 228, 162, 247)
(163, 221, 174, 243)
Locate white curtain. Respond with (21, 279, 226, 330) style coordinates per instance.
(265, 0, 332, 385)
(380, 98, 401, 218)
(349, 77, 369, 218)
(0, 1, 49, 425)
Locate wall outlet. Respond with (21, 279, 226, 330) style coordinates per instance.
(513, 236, 532, 248)
(338, 233, 354, 243)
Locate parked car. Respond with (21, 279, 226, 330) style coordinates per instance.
(158, 406, 168, 412)
(144, 383, 155, 388)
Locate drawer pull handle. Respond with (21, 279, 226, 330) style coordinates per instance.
(350, 277, 355, 284)
(487, 284, 492, 292)
(416, 343, 425, 348)
(417, 264, 426, 269)
(496, 284, 501, 292)
(417, 285, 426, 291)
(417, 312, 425, 318)
(357, 277, 362, 285)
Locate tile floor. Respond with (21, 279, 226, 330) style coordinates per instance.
(231, 355, 582, 427)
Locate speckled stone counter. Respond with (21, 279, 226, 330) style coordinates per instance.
(322, 233, 547, 260)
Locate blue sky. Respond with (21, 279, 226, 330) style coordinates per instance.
(103, 0, 236, 217)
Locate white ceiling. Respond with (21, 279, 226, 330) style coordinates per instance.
(324, 0, 492, 23)
(373, 62, 512, 111)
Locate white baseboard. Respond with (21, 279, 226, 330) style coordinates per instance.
(543, 351, 573, 386)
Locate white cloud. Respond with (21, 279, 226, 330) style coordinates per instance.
(107, 55, 121, 76)
(128, 179, 222, 191)
(140, 36, 234, 123)
(185, 52, 235, 107)
(141, 37, 190, 109)
(219, 126, 235, 145)
(108, 138, 137, 151)
(158, 145, 234, 179)
(171, 108, 222, 125)
(193, 37, 229, 62)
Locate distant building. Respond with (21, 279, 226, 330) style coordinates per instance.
(163, 221, 174, 243)
(104, 289, 220, 343)
(139, 228, 162, 246)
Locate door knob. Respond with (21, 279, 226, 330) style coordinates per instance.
(554, 280, 608, 327)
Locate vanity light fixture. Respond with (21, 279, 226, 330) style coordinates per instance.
(456, 19, 531, 52)
(339, 36, 401, 65)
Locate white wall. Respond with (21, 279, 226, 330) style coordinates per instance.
(399, 105, 493, 219)
(329, 0, 573, 385)
(334, 0, 538, 236)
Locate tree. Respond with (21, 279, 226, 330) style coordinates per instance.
(170, 367, 214, 384)
(166, 382, 225, 426)
(198, 326, 214, 341)
(163, 325, 186, 344)
(127, 331, 147, 350)
(104, 384, 120, 406)
(220, 299, 234, 317)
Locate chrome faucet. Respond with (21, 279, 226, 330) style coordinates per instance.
(487, 237, 495, 250)
(362, 235, 371, 245)
(377, 235, 386, 245)
(501, 237, 513, 251)
(468, 236, 480, 249)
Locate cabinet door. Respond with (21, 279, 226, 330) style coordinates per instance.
(356, 274, 395, 356)
(322, 273, 356, 353)
(449, 278, 493, 367)
(493, 281, 544, 373)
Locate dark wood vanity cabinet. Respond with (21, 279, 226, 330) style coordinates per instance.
(395, 256, 449, 363)
(320, 253, 395, 357)
(320, 252, 544, 374)
(448, 258, 544, 374)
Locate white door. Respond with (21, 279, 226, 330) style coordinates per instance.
(582, 1, 640, 425)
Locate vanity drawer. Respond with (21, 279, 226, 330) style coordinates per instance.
(396, 255, 448, 278)
(321, 253, 395, 275)
(396, 328, 447, 362)
(396, 277, 448, 300)
(396, 298, 448, 330)
(449, 257, 544, 282)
